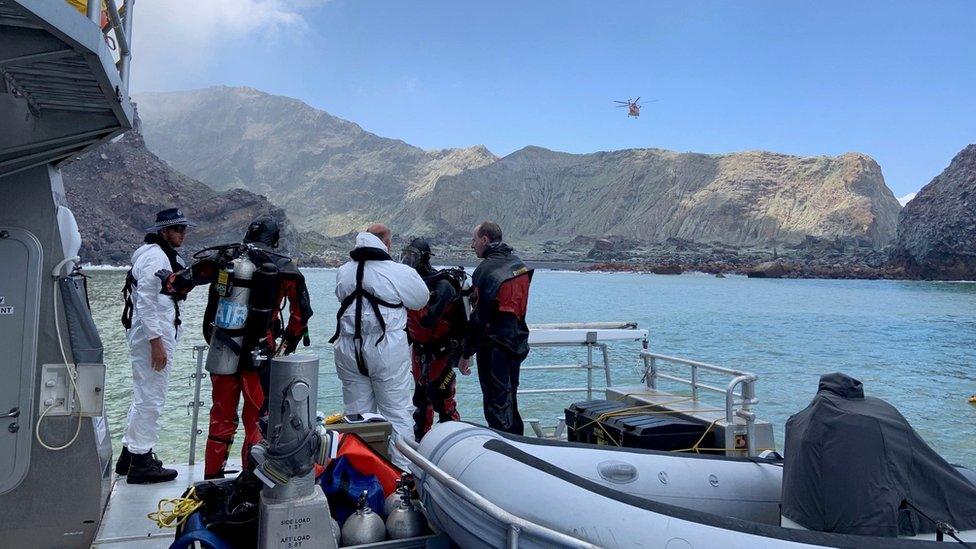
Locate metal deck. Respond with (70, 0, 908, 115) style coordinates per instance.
(93, 460, 243, 548)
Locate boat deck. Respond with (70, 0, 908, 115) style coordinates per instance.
(93, 460, 242, 548)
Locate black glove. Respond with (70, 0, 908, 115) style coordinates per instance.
(155, 269, 175, 295)
(281, 332, 301, 355)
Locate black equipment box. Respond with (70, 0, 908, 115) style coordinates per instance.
(565, 399, 712, 452)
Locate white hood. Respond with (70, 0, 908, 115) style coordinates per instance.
(355, 232, 388, 251)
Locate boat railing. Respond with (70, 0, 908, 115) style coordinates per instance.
(521, 322, 648, 400)
(394, 436, 600, 549)
(86, 0, 135, 93)
(640, 350, 759, 455)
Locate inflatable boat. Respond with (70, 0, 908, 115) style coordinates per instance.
(407, 422, 975, 548)
(405, 374, 976, 548)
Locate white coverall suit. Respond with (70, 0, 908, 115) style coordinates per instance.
(333, 232, 429, 468)
(122, 243, 184, 455)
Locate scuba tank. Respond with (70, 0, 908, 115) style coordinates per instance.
(341, 491, 386, 546)
(205, 255, 256, 375)
(460, 269, 473, 320)
(385, 489, 427, 540)
(383, 473, 412, 516)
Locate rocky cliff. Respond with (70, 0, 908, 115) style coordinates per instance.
(134, 87, 496, 235)
(418, 146, 901, 249)
(61, 120, 293, 265)
(894, 144, 976, 280)
(134, 86, 902, 250)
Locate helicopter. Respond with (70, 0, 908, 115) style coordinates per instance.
(614, 97, 656, 118)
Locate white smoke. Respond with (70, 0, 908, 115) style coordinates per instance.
(128, 0, 327, 92)
(898, 192, 917, 206)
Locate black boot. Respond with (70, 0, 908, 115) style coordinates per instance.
(115, 447, 163, 475)
(126, 451, 178, 484)
(114, 446, 132, 475)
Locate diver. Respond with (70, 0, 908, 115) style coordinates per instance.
(400, 237, 470, 441)
(116, 207, 194, 484)
(330, 223, 429, 469)
(158, 216, 313, 479)
(459, 221, 533, 435)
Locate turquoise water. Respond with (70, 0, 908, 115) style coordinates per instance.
(87, 269, 976, 466)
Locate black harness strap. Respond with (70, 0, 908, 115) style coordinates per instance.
(329, 251, 404, 376)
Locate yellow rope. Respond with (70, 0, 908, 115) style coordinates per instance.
(147, 486, 203, 528)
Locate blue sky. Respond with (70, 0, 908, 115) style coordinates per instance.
(132, 0, 976, 199)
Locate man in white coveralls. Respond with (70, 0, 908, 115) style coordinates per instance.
(115, 208, 193, 484)
(330, 223, 429, 468)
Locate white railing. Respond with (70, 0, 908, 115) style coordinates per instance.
(640, 351, 759, 455)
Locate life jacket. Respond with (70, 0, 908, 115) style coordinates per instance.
(407, 268, 468, 351)
(328, 247, 404, 376)
(121, 233, 185, 330)
(321, 432, 401, 494)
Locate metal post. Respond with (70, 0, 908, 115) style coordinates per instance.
(648, 356, 657, 389)
(691, 364, 699, 401)
(86, 0, 100, 22)
(600, 344, 611, 388)
(119, 0, 135, 93)
(187, 345, 206, 465)
(507, 524, 521, 549)
(585, 343, 593, 400)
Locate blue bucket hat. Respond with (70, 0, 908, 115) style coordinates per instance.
(145, 207, 196, 232)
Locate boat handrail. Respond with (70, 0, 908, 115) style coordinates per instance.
(87, 0, 135, 93)
(393, 436, 601, 549)
(640, 350, 760, 454)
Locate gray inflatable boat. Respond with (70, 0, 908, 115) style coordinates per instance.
(407, 421, 976, 548)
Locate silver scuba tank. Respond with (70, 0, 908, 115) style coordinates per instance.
(460, 271, 473, 320)
(205, 255, 257, 375)
(385, 491, 426, 540)
(341, 491, 386, 546)
(383, 473, 410, 516)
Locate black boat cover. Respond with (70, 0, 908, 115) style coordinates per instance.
(782, 372, 976, 537)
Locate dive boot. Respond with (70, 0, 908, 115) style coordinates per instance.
(126, 451, 178, 484)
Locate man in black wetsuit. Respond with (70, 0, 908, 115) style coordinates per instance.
(459, 221, 533, 435)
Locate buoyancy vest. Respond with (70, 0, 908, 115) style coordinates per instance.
(121, 233, 186, 330)
(328, 247, 404, 376)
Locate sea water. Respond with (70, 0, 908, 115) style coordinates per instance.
(87, 269, 976, 465)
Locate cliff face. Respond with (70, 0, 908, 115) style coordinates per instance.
(134, 87, 496, 235)
(61, 125, 294, 265)
(134, 86, 902, 250)
(418, 147, 901, 249)
(894, 145, 976, 280)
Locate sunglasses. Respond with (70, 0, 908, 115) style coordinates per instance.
(167, 225, 188, 234)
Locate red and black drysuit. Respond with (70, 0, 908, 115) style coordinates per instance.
(406, 271, 467, 441)
(202, 251, 312, 477)
(464, 242, 533, 435)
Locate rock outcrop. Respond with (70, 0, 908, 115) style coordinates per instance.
(134, 87, 496, 235)
(61, 120, 293, 265)
(894, 145, 976, 280)
(420, 146, 901, 250)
